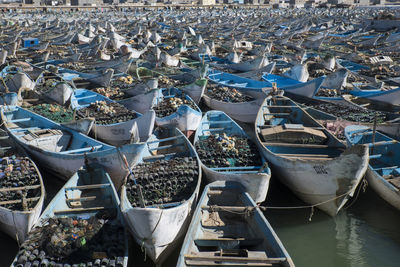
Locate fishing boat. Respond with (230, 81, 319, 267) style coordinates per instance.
(71, 89, 155, 144)
(0, 66, 36, 93)
(10, 163, 129, 267)
(33, 70, 74, 106)
(254, 95, 369, 216)
(120, 127, 201, 265)
(345, 125, 400, 211)
(180, 78, 208, 105)
(177, 181, 294, 267)
(0, 128, 45, 242)
(348, 87, 400, 107)
(153, 87, 202, 138)
(217, 55, 269, 72)
(1, 105, 145, 189)
(209, 68, 324, 99)
(194, 111, 271, 203)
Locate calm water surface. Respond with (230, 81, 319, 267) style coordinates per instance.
(1, 170, 400, 267)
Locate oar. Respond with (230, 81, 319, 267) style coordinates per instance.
(119, 150, 146, 208)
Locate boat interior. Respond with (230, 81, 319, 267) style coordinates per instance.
(0, 129, 42, 211)
(47, 164, 118, 218)
(2, 107, 109, 154)
(184, 182, 289, 266)
(198, 111, 267, 173)
(144, 127, 194, 162)
(347, 127, 400, 189)
(256, 96, 345, 160)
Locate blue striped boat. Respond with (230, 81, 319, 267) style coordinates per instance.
(177, 181, 294, 267)
(194, 110, 271, 203)
(1, 105, 145, 189)
(70, 89, 155, 145)
(345, 125, 400, 211)
(208, 68, 324, 99)
(11, 163, 129, 267)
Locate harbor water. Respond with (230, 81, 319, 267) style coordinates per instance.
(1, 167, 400, 267)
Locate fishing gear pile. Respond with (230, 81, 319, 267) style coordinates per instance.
(14, 214, 126, 267)
(28, 104, 74, 124)
(195, 133, 262, 169)
(206, 84, 254, 102)
(126, 157, 198, 207)
(0, 156, 40, 210)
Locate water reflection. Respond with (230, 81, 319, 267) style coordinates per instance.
(264, 177, 400, 267)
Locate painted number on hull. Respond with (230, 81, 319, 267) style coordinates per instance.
(313, 165, 328, 174)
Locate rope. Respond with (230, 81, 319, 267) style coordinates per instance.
(207, 186, 366, 222)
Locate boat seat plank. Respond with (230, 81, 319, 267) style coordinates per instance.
(54, 206, 111, 214)
(202, 121, 233, 124)
(372, 166, 398, 171)
(369, 154, 382, 159)
(147, 135, 184, 144)
(262, 142, 330, 148)
(184, 252, 286, 264)
(0, 196, 40, 206)
(203, 128, 228, 132)
(367, 141, 397, 147)
(7, 118, 32, 123)
(201, 205, 258, 212)
(184, 262, 271, 266)
(59, 145, 102, 154)
(263, 113, 291, 116)
(210, 166, 262, 171)
(10, 127, 41, 132)
(148, 143, 182, 151)
(278, 153, 333, 157)
(194, 238, 264, 247)
(65, 183, 111, 191)
(0, 184, 41, 193)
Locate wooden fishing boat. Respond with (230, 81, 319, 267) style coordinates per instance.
(218, 55, 269, 72)
(202, 94, 264, 123)
(33, 70, 74, 106)
(71, 89, 155, 144)
(10, 163, 129, 267)
(0, 129, 45, 242)
(154, 87, 202, 138)
(56, 67, 114, 88)
(254, 95, 369, 216)
(180, 78, 208, 105)
(321, 68, 348, 90)
(177, 181, 294, 267)
(0, 66, 36, 93)
(209, 68, 325, 99)
(235, 62, 276, 80)
(194, 111, 271, 203)
(1, 106, 145, 189)
(348, 87, 400, 106)
(120, 127, 201, 265)
(116, 89, 161, 115)
(345, 125, 400, 211)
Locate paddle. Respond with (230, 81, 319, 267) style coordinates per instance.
(119, 150, 146, 208)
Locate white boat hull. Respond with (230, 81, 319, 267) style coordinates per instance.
(203, 95, 264, 123)
(201, 163, 270, 203)
(91, 110, 155, 145)
(366, 168, 400, 211)
(156, 105, 202, 134)
(256, 144, 369, 216)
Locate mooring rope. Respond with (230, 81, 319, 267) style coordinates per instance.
(210, 179, 368, 221)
